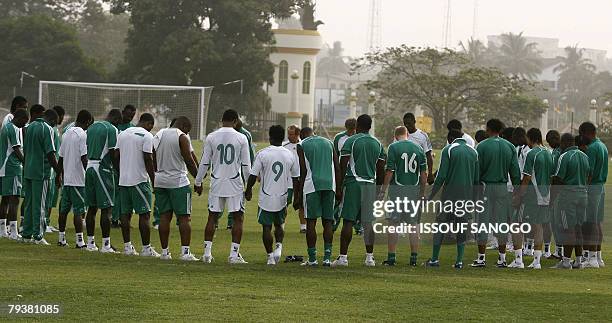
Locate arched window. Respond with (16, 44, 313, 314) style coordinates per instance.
(278, 60, 288, 94)
(302, 61, 311, 94)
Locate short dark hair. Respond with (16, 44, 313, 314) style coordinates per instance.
(345, 118, 357, 131)
(11, 96, 27, 113)
(357, 114, 372, 131)
(107, 109, 122, 124)
(52, 105, 65, 118)
(546, 130, 560, 143)
(30, 104, 45, 116)
(300, 127, 313, 139)
(560, 133, 574, 146)
(475, 130, 488, 143)
(579, 122, 596, 135)
(447, 119, 462, 131)
(486, 119, 504, 133)
(44, 109, 59, 124)
(575, 135, 588, 147)
(447, 129, 463, 143)
(222, 109, 239, 122)
(173, 116, 191, 131)
(501, 127, 515, 141)
(512, 127, 526, 142)
(124, 104, 136, 112)
(139, 113, 155, 124)
(76, 110, 93, 125)
(403, 112, 416, 123)
(269, 125, 285, 142)
(526, 128, 542, 144)
(13, 108, 29, 121)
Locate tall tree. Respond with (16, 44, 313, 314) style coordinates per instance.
(495, 32, 542, 79)
(359, 46, 529, 132)
(107, 0, 299, 130)
(459, 37, 489, 67)
(555, 45, 598, 116)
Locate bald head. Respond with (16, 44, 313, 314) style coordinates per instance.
(560, 133, 575, 151)
(173, 116, 192, 134)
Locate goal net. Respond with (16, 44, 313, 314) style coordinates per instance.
(39, 81, 214, 139)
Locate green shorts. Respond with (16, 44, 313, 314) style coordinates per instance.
(0, 175, 22, 196)
(287, 188, 294, 205)
(258, 208, 286, 226)
(476, 184, 512, 241)
(340, 182, 376, 223)
(586, 185, 605, 223)
(59, 186, 87, 215)
(304, 190, 335, 221)
(120, 182, 153, 215)
(523, 200, 549, 224)
(49, 182, 59, 208)
(154, 185, 192, 216)
(556, 190, 588, 230)
(85, 166, 115, 209)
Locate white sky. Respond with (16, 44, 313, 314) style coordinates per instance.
(315, 0, 612, 57)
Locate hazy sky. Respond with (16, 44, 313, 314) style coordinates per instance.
(315, 0, 612, 57)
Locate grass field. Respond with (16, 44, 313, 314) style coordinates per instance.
(2, 141, 612, 321)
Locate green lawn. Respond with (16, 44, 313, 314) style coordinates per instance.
(1, 141, 612, 321)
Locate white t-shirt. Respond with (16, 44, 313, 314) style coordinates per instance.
(407, 129, 433, 153)
(2, 113, 13, 128)
(195, 127, 251, 197)
(282, 140, 300, 189)
(462, 133, 476, 148)
(117, 127, 154, 186)
(154, 128, 194, 153)
(250, 146, 299, 212)
(154, 128, 190, 188)
(59, 127, 88, 186)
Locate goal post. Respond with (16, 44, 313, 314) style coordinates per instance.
(39, 81, 214, 140)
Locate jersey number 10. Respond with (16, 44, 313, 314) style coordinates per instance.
(216, 144, 236, 165)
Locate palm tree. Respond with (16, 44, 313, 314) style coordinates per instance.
(496, 32, 542, 79)
(554, 45, 596, 76)
(459, 37, 488, 66)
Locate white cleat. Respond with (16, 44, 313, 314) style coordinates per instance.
(583, 257, 600, 269)
(34, 238, 50, 246)
(301, 260, 318, 266)
(124, 245, 139, 256)
(0, 231, 8, 239)
(8, 234, 22, 241)
(507, 260, 525, 268)
(331, 257, 348, 267)
(506, 243, 514, 252)
(100, 245, 118, 254)
(161, 253, 173, 260)
(180, 253, 199, 261)
(598, 258, 605, 268)
(543, 251, 552, 258)
(273, 248, 282, 264)
(527, 261, 541, 269)
(228, 254, 248, 264)
(140, 246, 161, 258)
(153, 225, 159, 230)
(267, 257, 277, 265)
(202, 255, 214, 263)
(86, 244, 99, 252)
(524, 249, 534, 257)
(364, 258, 376, 267)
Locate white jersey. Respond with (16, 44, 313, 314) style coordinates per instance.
(282, 140, 300, 189)
(195, 127, 251, 197)
(250, 146, 298, 212)
(507, 144, 532, 192)
(117, 127, 154, 186)
(59, 127, 87, 186)
(407, 129, 433, 153)
(462, 133, 476, 148)
(154, 128, 194, 153)
(154, 128, 190, 188)
(2, 113, 13, 128)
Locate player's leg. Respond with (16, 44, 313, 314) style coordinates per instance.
(21, 178, 33, 241)
(7, 196, 21, 240)
(596, 188, 605, 266)
(298, 208, 306, 234)
(384, 219, 399, 266)
(203, 206, 219, 263)
(133, 182, 157, 257)
(159, 210, 173, 259)
(272, 211, 285, 262)
(57, 186, 71, 247)
(44, 177, 56, 233)
(0, 194, 8, 237)
(168, 185, 196, 261)
(3, 175, 22, 239)
(302, 192, 320, 265)
(361, 184, 377, 266)
(333, 184, 359, 267)
(508, 204, 525, 268)
(227, 193, 246, 263)
(262, 223, 274, 264)
(428, 212, 447, 267)
(111, 171, 121, 228)
(31, 179, 50, 244)
(319, 190, 335, 266)
(543, 222, 553, 257)
(473, 185, 493, 267)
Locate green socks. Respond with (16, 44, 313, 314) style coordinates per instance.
(386, 252, 396, 264)
(456, 243, 465, 264)
(410, 252, 418, 265)
(307, 247, 317, 262)
(324, 243, 332, 261)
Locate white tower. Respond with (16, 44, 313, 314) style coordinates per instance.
(443, 0, 452, 48)
(366, 0, 382, 52)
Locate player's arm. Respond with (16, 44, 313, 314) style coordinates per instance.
(294, 145, 307, 210)
(143, 152, 155, 187)
(195, 139, 213, 189)
(12, 146, 24, 164)
(425, 150, 434, 184)
(245, 175, 257, 201)
(332, 148, 341, 193)
(240, 139, 252, 185)
(429, 148, 449, 199)
(179, 134, 198, 178)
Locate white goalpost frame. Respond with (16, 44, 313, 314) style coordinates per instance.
(39, 80, 214, 140)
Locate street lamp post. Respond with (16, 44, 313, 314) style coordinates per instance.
(349, 90, 357, 119)
(541, 99, 549, 135)
(590, 99, 598, 125)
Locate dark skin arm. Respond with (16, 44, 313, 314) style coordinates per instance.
(143, 152, 155, 188)
(81, 155, 88, 170)
(512, 175, 531, 207)
(245, 174, 257, 201)
(294, 145, 307, 210)
(112, 148, 119, 176)
(47, 152, 61, 187)
(13, 146, 24, 164)
(179, 134, 198, 178)
(426, 151, 434, 184)
(336, 155, 349, 202)
(376, 158, 386, 186)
